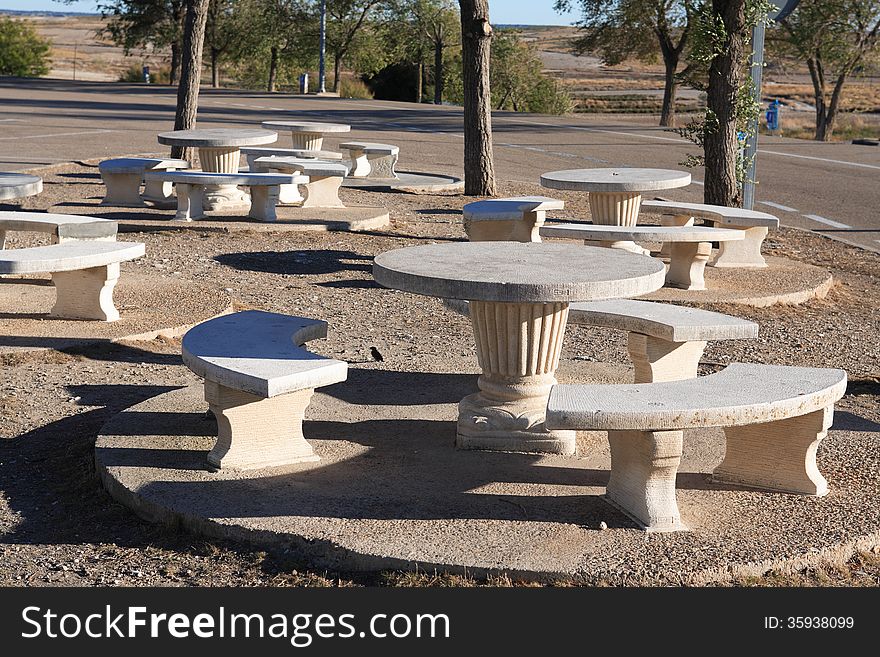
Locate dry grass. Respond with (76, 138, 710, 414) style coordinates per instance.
(766, 80, 880, 113)
(761, 111, 880, 141)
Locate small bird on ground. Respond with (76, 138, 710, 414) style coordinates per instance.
(370, 346, 384, 362)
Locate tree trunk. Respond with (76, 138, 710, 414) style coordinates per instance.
(434, 39, 444, 104)
(170, 41, 181, 86)
(703, 0, 746, 207)
(171, 0, 210, 162)
(211, 47, 219, 88)
(806, 56, 828, 140)
(818, 73, 848, 141)
(333, 53, 342, 93)
(660, 54, 679, 127)
(268, 46, 278, 93)
(458, 0, 496, 196)
(417, 59, 423, 103)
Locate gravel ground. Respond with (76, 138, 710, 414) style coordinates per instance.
(0, 163, 878, 587)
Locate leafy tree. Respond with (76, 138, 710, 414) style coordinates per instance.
(98, 0, 187, 84)
(774, 0, 880, 141)
(0, 17, 51, 77)
(556, 0, 693, 127)
(325, 0, 386, 92)
(421, 0, 459, 103)
(383, 0, 458, 102)
(677, 0, 770, 207)
(231, 0, 316, 92)
(204, 0, 237, 87)
(490, 30, 573, 113)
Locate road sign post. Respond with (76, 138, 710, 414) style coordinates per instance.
(319, 0, 327, 94)
(742, 0, 800, 210)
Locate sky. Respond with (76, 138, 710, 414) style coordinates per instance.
(0, 0, 581, 26)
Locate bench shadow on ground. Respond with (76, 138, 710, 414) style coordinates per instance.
(323, 369, 477, 405)
(0, 384, 185, 548)
(214, 250, 372, 276)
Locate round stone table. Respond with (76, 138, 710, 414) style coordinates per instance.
(373, 241, 666, 455)
(541, 168, 691, 254)
(261, 121, 351, 150)
(157, 128, 277, 210)
(0, 172, 42, 201)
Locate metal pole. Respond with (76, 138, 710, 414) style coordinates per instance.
(742, 20, 765, 210)
(319, 0, 327, 93)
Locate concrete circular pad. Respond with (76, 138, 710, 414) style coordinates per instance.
(0, 273, 230, 355)
(342, 171, 464, 194)
(96, 372, 879, 584)
(645, 256, 834, 307)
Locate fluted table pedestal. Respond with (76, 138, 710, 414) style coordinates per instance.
(157, 128, 278, 212)
(541, 168, 692, 256)
(373, 241, 667, 455)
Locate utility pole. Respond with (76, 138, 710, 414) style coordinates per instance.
(72, 42, 78, 81)
(319, 0, 327, 93)
(742, 1, 800, 210)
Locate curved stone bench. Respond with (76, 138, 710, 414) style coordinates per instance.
(98, 157, 189, 208)
(0, 240, 145, 321)
(540, 223, 744, 291)
(182, 310, 348, 470)
(254, 157, 348, 208)
(569, 299, 757, 382)
(641, 200, 779, 268)
(443, 297, 757, 384)
(0, 211, 117, 249)
(463, 196, 564, 243)
(546, 363, 847, 532)
(242, 147, 342, 171)
(144, 170, 307, 222)
(339, 142, 399, 179)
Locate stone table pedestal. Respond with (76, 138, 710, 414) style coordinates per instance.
(158, 128, 278, 211)
(373, 242, 666, 455)
(541, 168, 691, 255)
(261, 121, 351, 151)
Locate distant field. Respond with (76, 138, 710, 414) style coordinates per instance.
(12, 14, 880, 139)
(24, 14, 168, 82)
(517, 24, 879, 138)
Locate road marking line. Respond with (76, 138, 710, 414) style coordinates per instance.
(513, 119, 688, 143)
(511, 118, 880, 170)
(803, 214, 850, 229)
(758, 150, 880, 170)
(760, 201, 798, 212)
(0, 129, 116, 141)
(0, 118, 20, 122)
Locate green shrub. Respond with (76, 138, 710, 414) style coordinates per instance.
(338, 75, 373, 99)
(0, 16, 50, 77)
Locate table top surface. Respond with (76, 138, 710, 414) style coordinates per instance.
(157, 128, 278, 147)
(373, 241, 666, 303)
(0, 172, 43, 200)
(540, 167, 691, 192)
(261, 121, 351, 133)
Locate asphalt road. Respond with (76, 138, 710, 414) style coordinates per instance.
(1, 78, 878, 252)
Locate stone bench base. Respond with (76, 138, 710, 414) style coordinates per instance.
(51, 262, 121, 322)
(340, 143, 400, 179)
(546, 363, 847, 532)
(204, 380, 320, 470)
(99, 158, 189, 208)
